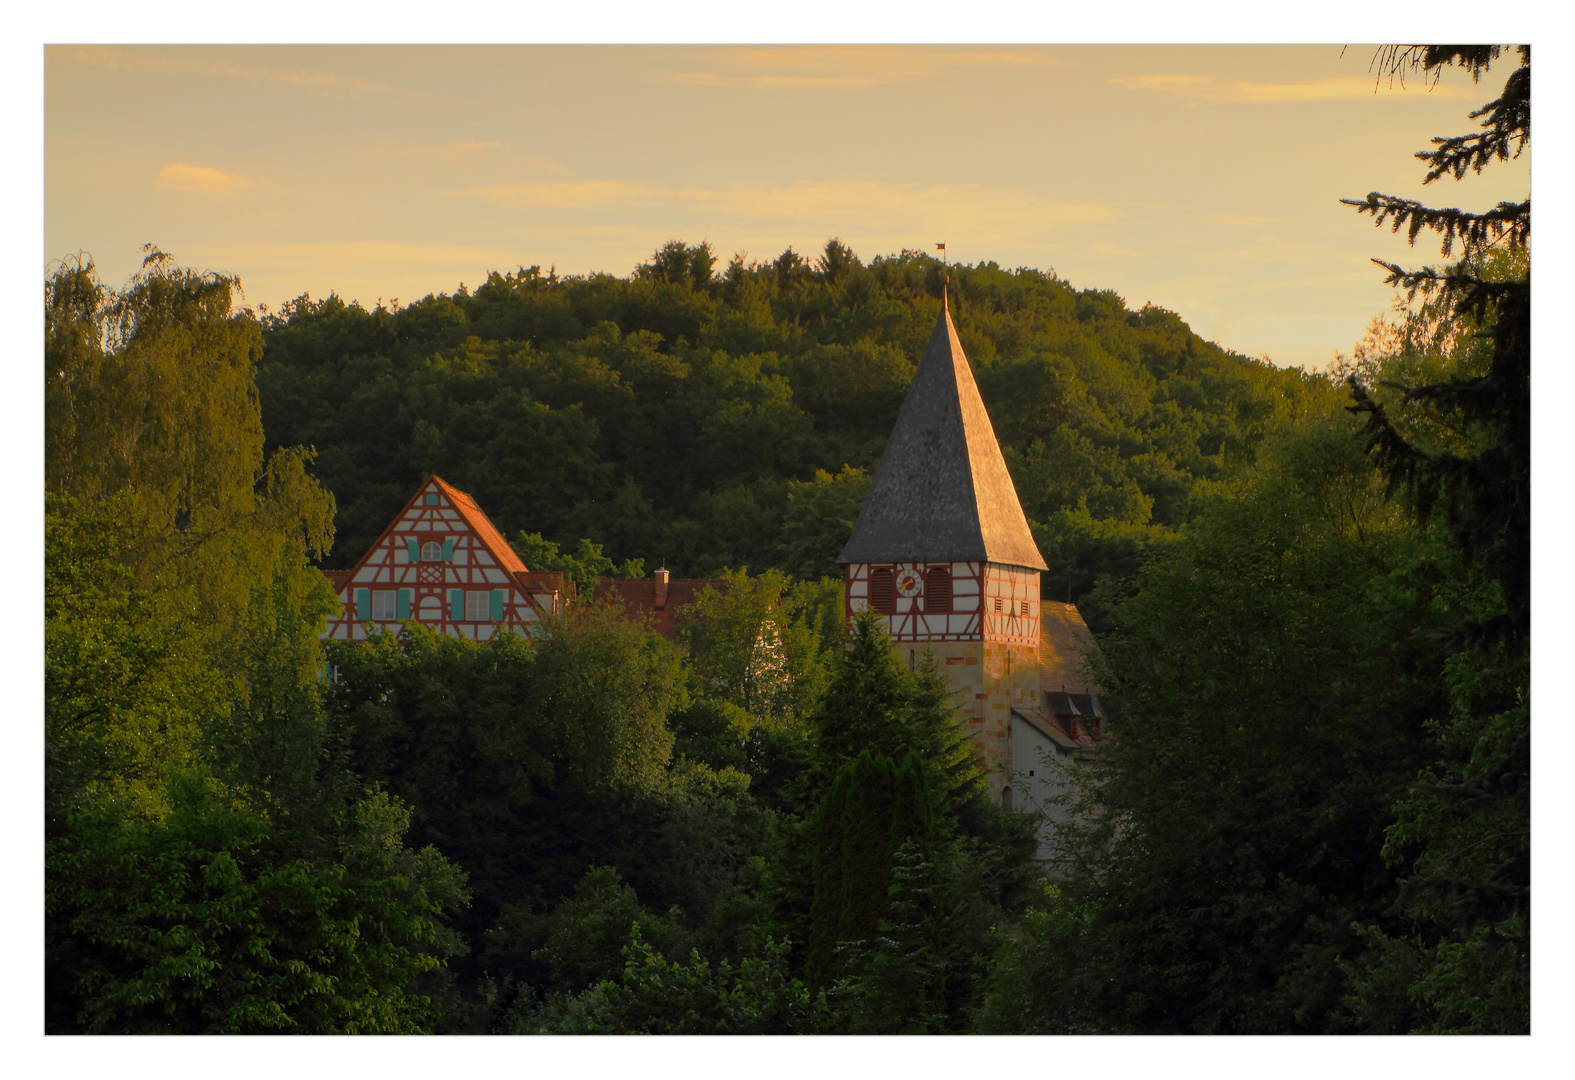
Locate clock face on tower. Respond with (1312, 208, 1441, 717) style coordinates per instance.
(895, 570, 922, 597)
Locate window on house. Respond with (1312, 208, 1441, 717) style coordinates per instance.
(925, 567, 952, 612)
(372, 590, 397, 620)
(421, 541, 443, 561)
(1001, 786, 1013, 811)
(869, 567, 896, 614)
(993, 596, 1003, 614)
(465, 590, 491, 621)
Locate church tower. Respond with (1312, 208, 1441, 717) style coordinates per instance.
(839, 288, 1047, 798)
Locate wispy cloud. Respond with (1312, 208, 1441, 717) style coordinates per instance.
(467, 179, 1116, 236)
(1110, 73, 1477, 103)
(472, 180, 653, 210)
(1205, 213, 1279, 226)
(192, 240, 518, 273)
(663, 71, 880, 90)
(386, 140, 509, 162)
(50, 45, 414, 103)
(159, 163, 249, 193)
(662, 46, 1057, 90)
(1111, 74, 1212, 94)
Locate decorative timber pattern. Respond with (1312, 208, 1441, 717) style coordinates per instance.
(844, 561, 1039, 645)
(321, 476, 565, 643)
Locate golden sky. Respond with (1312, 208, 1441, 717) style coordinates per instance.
(45, 44, 1529, 369)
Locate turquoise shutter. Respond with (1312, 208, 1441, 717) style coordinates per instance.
(450, 589, 464, 620)
(355, 588, 371, 620)
(397, 589, 411, 619)
(407, 538, 419, 562)
(490, 589, 504, 621)
(441, 538, 455, 562)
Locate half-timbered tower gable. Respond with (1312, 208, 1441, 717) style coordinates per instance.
(322, 476, 564, 643)
(845, 560, 1040, 644)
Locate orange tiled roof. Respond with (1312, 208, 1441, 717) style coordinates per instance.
(513, 569, 567, 592)
(430, 476, 527, 572)
(322, 568, 353, 593)
(513, 570, 569, 613)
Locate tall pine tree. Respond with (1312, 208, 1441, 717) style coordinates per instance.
(1339, 45, 1530, 1033)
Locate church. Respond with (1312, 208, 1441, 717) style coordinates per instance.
(838, 287, 1107, 816)
(320, 287, 1106, 829)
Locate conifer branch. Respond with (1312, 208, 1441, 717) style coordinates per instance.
(1417, 60, 1529, 183)
(1368, 45, 1503, 89)
(1343, 195, 1529, 257)
(1366, 260, 1525, 313)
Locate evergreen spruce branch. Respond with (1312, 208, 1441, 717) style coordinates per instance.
(1417, 67, 1530, 183)
(1351, 374, 1527, 636)
(1345, 381, 1512, 592)
(1363, 261, 1523, 330)
(1415, 48, 1529, 184)
(1343, 196, 1529, 258)
(1367, 46, 1500, 91)
(1367, 261, 1453, 302)
(1419, 45, 1503, 81)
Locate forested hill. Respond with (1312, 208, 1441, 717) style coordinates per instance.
(259, 240, 1321, 597)
(49, 47, 1528, 1035)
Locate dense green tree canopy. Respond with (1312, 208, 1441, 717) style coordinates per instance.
(46, 252, 468, 1034)
(256, 241, 1319, 607)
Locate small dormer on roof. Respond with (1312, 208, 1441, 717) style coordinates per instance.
(838, 288, 1046, 570)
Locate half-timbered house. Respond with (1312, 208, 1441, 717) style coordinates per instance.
(321, 476, 568, 642)
(320, 478, 730, 645)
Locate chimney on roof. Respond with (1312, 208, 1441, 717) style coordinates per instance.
(654, 566, 670, 608)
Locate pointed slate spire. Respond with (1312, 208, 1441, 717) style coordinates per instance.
(839, 289, 1047, 570)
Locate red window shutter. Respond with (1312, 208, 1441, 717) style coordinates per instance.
(869, 568, 896, 614)
(925, 567, 952, 613)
